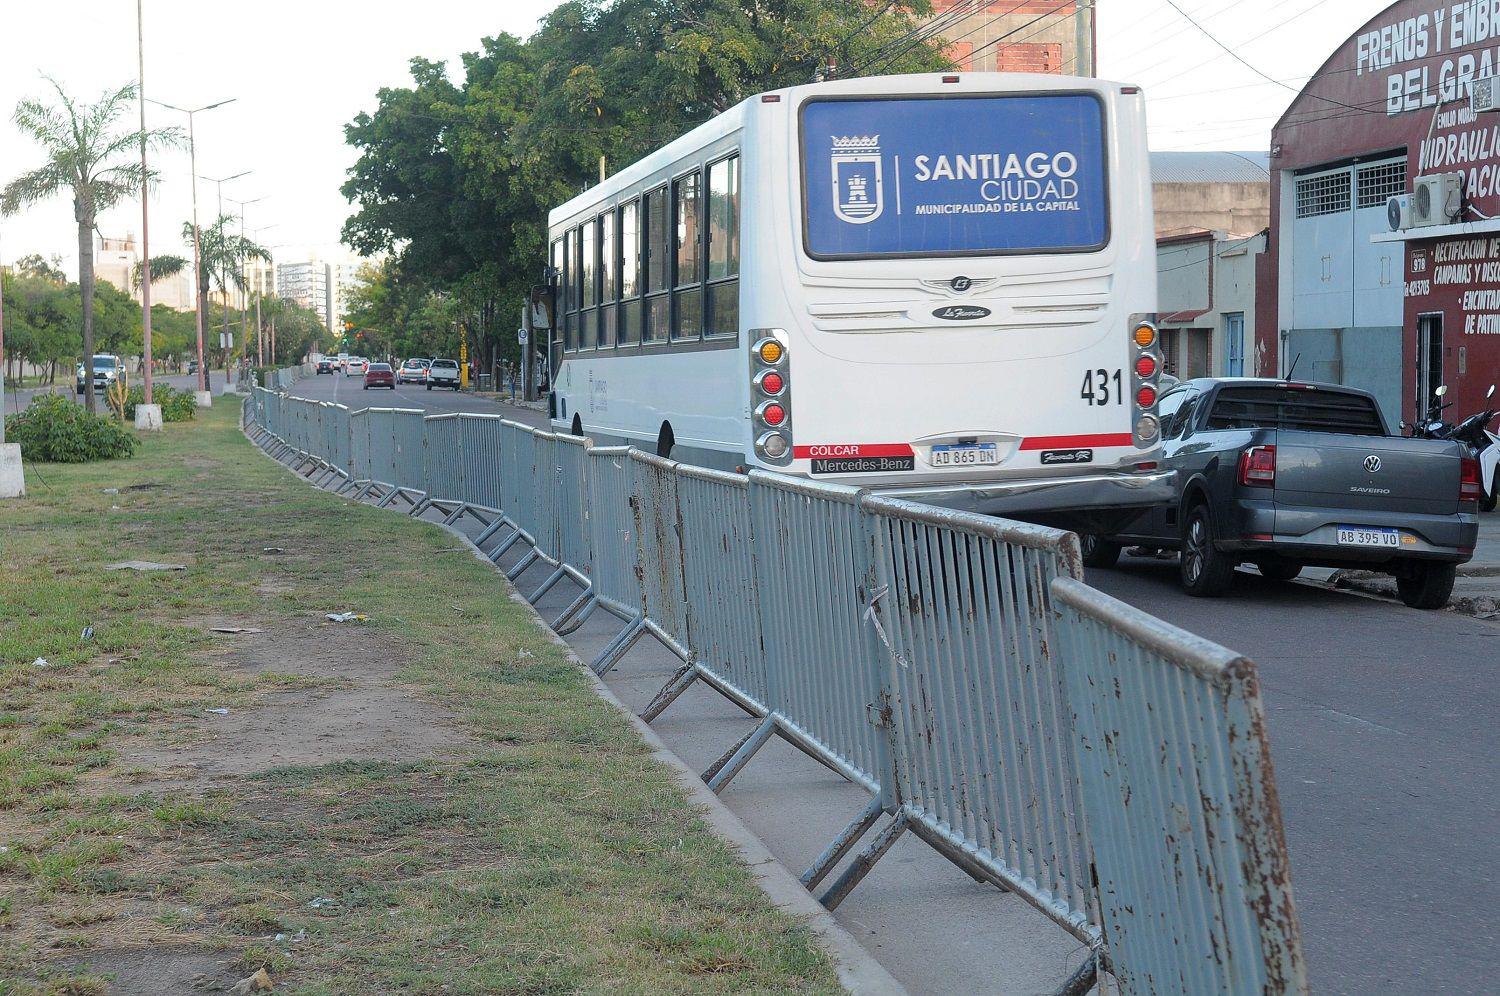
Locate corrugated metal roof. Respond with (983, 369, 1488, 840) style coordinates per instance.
(1151, 151, 1270, 184)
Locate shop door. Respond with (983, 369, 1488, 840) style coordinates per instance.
(1416, 312, 1443, 416)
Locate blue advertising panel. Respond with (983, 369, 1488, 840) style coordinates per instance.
(800, 94, 1108, 259)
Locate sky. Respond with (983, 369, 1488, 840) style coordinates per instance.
(0, 0, 1397, 281)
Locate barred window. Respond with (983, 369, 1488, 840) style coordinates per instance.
(1356, 160, 1407, 208)
(1295, 171, 1351, 218)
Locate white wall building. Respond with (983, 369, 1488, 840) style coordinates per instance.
(94, 233, 195, 311)
(276, 254, 369, 333)
(1156, 229, 1268, 381)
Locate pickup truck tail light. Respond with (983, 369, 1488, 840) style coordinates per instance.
(1238, 445, 1277, 488)
(1460, 456, 1483, 501)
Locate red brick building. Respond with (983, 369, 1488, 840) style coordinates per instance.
(1260, 0, 1500, 426)
(928, 1, 1094, 76)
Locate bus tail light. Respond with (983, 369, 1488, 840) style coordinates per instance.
(758, 401, 787, 426)
(1133, 323, 1157, 348)
(1135, 385, 1157, 408)
(1461, 456, 1483, 501)
(1135, 354, 1157, 378)
(750, 331, 792, 464)
(1134, 414, 1159, 441)
(1238, 445, 1277, 488)
(759, 432, 789, 459)
(1130, 314, 1161, 448)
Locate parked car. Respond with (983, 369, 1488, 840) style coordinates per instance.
(363, 362, 396, 390)
(345, 357, 368, 376)
(316, 359, 335, 375)
(396, 358, 430, 385)
(76, 354, 123, 395)
(427, 358, 461, 390)
(187, 359, 200, 375)
(1083, 378, 1480, 609)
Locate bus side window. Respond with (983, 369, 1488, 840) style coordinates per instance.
(644, 186, 669, 342)
(550, 237, 566, 352)
(562, 228, 576, 352)
(601, 209, 618, 348)
(620, 200, 642, 346)
(672, 169, 703, 341)
(707, 154, 740, 339)
(580, 218, 597, 350)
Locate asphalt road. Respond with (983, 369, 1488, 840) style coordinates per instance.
(285, 376, 1500, 993)
(287, 369, 544, 421)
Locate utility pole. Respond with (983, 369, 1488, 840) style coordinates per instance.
(1076, 0, 1097, 78)
(135, 0, 155, 412)
(149, 98, 234, 404)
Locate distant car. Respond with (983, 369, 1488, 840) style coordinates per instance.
(345, 358, 368, 376)
(363, 362, 395, 390)
(427, 358, 461, 390)
(396, 358, 430, 385)
(187, 359, 200, 375)
(76, 354, 122, 395)
(1085, 378, 1480, 609)
(316, 359, 335, 375)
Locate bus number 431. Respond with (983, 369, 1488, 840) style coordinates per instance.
(1080, 368, 1124, 406)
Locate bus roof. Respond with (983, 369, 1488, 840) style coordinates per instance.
(548, 71, 1130, 229)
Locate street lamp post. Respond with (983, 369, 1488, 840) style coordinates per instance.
(228, 196, 266, 380)
(201, 171, 250, 389)
(0, 227, 22, 499)
(146, 98, 234, 402)
(248, 224, 278, 367)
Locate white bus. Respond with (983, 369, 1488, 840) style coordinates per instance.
(546, 72, 1172, 529)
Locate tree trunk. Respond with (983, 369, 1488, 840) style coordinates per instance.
(76, 209, 97, 413)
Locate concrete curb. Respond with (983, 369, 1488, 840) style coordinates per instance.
(242, 424, 907, 995)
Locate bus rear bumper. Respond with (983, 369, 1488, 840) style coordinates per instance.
(873, 469, 1177, 524)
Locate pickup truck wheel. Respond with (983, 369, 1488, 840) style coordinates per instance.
(1079, 534, 1122, 569)
(1257, 561, 1301, 582)
(1396, 563, 1456, 610)
(1180, 504, 1235, 597)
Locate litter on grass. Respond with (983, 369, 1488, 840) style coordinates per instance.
(32, 658, 49, 668)
(205, 708, 230, 715)
(210, 626, 263, 634)
(262, 547, 286, 554)
(325, 611, 367, 623)
(80, 625, 94, 642)
(105, 560, 186, 572)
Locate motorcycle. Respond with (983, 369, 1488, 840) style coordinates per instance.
(1407, 384, 1499, 512)
(1447, 385, 1499, 512)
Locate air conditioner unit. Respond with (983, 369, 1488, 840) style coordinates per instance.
(1412, 172, 1463, 226)
(1473, 75, 1500, 112)
(1387, 194, 1412, 231)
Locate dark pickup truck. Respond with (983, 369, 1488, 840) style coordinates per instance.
(1084, 378, 1481, 609)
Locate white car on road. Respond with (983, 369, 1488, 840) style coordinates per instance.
(397, 358, 430, 385)
(427, 358, 461, 390)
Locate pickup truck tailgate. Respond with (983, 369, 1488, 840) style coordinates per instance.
(1273, 430, 1461, 515)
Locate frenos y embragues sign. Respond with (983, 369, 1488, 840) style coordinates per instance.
(801, 93, 1107, 258)
(1360, 3, 1500, 114)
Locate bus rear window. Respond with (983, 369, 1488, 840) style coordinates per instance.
(800, 93, 1107, 259)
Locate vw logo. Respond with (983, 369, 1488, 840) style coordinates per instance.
(950, 275, 972, 292)
(1364, 455, 1382, 473)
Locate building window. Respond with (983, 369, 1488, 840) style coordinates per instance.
(620, 200, 642, 346)
(644, 186, 669, 343)
(706, 154, 740, 339)
(673, 169, 702, 341)
(1295, 170, 1351, 218)
(1356, 160, 1406, 208)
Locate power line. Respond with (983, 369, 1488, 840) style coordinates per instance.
(850, 0, 1000, 77)
(1158, 0, 1382, 117)
(1142, 0, 1328, 92)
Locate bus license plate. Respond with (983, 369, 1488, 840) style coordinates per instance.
(930, 443, 999, 467)
(1336, 526, 1400, 548)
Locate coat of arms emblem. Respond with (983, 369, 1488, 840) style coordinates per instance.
(830, 135, 883, 224)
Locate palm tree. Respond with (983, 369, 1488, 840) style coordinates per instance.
(1, 78, 181, 411)
(145, 215, 271, 375)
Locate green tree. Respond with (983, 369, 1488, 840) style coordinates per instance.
(341, 0, 946, 383)
(1, 78, 181, 411)
(143, 214, 271, 373)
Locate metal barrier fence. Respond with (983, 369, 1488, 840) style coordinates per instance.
(244, 381, 1308, 995)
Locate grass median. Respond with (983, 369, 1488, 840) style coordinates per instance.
(0, 401, 839, 994)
